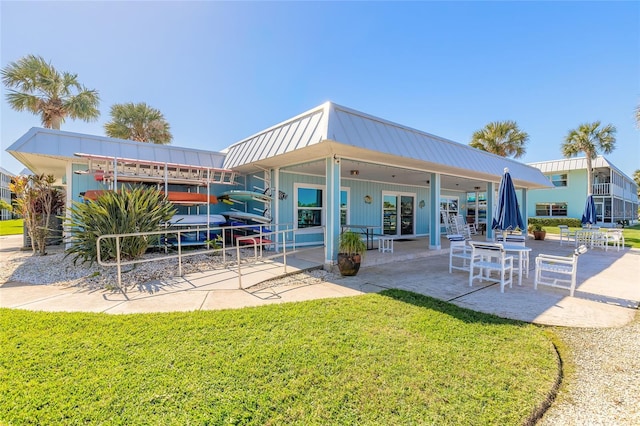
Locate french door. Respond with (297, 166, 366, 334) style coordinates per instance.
(382, 192, 415, 236)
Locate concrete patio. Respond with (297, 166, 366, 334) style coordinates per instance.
(1, 233, 638, 327)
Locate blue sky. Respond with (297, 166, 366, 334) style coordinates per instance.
(1, 1, 638, 177)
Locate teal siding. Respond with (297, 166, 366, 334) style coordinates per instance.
(527, 170, 587, 219)
(278, 170, 430, 236)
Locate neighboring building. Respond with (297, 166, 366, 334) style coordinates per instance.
(527, 156, 638, 225)
(0, 167, 15, 220)
(7, 102, 552, 266)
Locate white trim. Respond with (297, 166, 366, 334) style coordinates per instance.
(381, 190, 417, 237)
(293, 183, 349, 234)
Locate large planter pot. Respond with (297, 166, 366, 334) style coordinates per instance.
(533, 230, 546, 241)
(337, 253, 362, 276)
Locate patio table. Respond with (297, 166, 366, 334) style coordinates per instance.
(341, 225, 382, 250)
(502, 244, 532, 287)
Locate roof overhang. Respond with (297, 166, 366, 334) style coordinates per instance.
(6, 127, 228, 182)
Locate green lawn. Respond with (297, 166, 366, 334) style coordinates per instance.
(0, 291, 558, 425)
(0, 218, 23, 236)
(542, 223, 640, 249)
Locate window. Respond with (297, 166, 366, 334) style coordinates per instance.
(340, 190, 348, 226)
(547, 174, 568, 187)
(535, 202, 568, 217)
(297, 187, 323, 228)
(440, 196, 459, 223)
(294, 184, 349, 229)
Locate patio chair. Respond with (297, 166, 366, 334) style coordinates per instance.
(447, 234, 471, 273)
(605, 229, 625, 251)
(574, 230, 594, 248)
(498, 234, 529, 274)
(468, 242, 514, 293)
(534, 245, 588, 297)
(558, 225, 575, 245)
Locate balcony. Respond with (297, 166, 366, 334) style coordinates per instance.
(592, 183, 610, 195)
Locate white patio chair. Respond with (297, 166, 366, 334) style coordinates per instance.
(534, 245, 588, 297)
(500, 234, 529, 273)
(447, 234, 471, 273)
(558, 225, 575, 245)
(574, 230, 593, 248)
(468, 242, 514, 293)
(605, 229, 625, 251)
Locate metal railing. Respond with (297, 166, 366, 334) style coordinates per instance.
(95, 223, 324, 293)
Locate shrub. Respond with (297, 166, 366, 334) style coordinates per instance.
(528, 217, 582, 228)
(64, 187, 176, 265)
(9, 174, 65, 255)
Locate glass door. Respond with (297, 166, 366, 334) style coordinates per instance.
(382, 192, 415, 236)
(400, 195, 414, 235)
(383, 195, 397, 235)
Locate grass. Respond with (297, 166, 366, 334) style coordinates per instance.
(0, 290, 558, 425)
(541, 223, 640, 249)
(0, 218, 23, 236)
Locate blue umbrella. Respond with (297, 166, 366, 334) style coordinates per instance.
(581, 195, 597, 226)
(492, 168, 525, 232)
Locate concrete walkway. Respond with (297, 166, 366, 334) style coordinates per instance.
(1, 234, 638, 327)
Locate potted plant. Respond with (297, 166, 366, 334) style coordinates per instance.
(529, 223, 546, 241)
(337, 231, 367, 276)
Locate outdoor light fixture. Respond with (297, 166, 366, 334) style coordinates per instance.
(350, 170, 359, 176)
(474, 186, 481, 190)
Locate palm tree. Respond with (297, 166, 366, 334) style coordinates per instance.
(1, 55, 100, 129)
(469, 121, 529, 158)
(562, 122, 616, 195)
(104, 102, 172, 144)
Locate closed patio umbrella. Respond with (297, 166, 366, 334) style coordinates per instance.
(581, 195, 597, 227)
(492, 168, 525, 237)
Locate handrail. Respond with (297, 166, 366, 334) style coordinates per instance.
(95, 223, 323, 293)
(235, 226, 325, 289)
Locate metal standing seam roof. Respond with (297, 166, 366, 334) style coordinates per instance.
(223, 102, 552, 188)
(6, 127, 228, 170)
(528, 156, 634, 181)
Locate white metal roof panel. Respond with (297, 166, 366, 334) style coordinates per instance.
(223, 106, 327, 169)
(528, 157, 611, 173)
(223, 102, 551, 188)
(7, 127, 227, 170)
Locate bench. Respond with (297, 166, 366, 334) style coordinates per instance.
(534, 245, 587, 297)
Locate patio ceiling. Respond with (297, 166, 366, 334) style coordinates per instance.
(280, 158, 495, 193)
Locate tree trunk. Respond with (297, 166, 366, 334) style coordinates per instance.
(586, 155, 593, 196)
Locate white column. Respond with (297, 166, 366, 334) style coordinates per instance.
(486, 182, 494, 241)
(521, 188, 528, 233)
(325, 156, 341, 265)
(429, 172, 441, 249)
(273, 167, 280, 251)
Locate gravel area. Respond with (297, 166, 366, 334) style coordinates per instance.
(538, 319, 640, 426)
(2, 243, 638, 423)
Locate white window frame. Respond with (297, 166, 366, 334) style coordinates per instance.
(382, 190, 417, 236)
(535, 202, 568, 217)
(547, 173, 568, 188)
(293, 183, 349, 234)
(439, 195, 459, 224)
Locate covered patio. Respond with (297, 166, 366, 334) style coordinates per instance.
(291, 233, 639, 327)
(223, 102, 552, 267)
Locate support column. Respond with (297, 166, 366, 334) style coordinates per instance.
(521, 188, 528, 232)
(273, 168, 280, 251)
(325, 156, 341, 265)
(486, 182, 494, 241)
(64, 161, 73, 249)
(429, 172, 441, 249)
